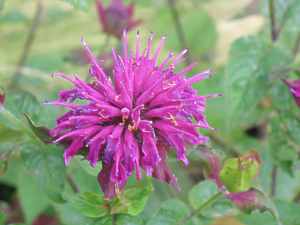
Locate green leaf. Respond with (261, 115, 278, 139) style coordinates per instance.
(220, 152, 260, 193)
(110, 178, 153, 216)
(116, 215, 144, 225)
(238, 211, 277, 225)
(71, 192, 109, 218)
(276, 200, 300, 225)
(24, 113, 52, 144)
(0, 106, 27, 156)
(146, 199, 190, 225)
(0, 127, 24, 157)
(21, 143, 66, 203)
(224, 36, 291, 127)
(0, 106, 24, 131)
(55, 203, 95, 225)
(0, 210, 6, 224)
(94, 216, 112, 225)
(4, 91, 41, 122)
(188, 180, 234, 218)
(76, 156, 102, 177)
(18, 169, 49, 224)
(188, 180, 218, 209)
(268, 113, 299, 175)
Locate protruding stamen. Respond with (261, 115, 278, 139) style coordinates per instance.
(173, 49, 188, 65)
(160, 52, 174, 69)
(187, 70, 212, 85)
(145, 32, 154, 58)
(122, 30, 128, 60)
(206, 93, 223, 99)
(135, 30, 141, 59)
(153, 36, 166, 65)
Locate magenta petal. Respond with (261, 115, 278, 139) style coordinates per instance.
(284, 79, 300, 107)
(199, 149, 223, 188)
(139, 121, 161, 175)
(124, 129, 141, 179)
(152, 142, 179, 190)
(64, 139, 84, 165)
(98, 163, 127, 199)
(159, 131, 188, 165)
(227, 189, 264, 211)
(87, 141, 104, 167)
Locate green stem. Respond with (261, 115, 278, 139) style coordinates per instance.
(268, 0, 278, 42)
(167, 0, 192, 65)
(176, 192, 222, 225)
(66, 174, 80, 193)
(9, 0, 44, 88)
(112, 214, 117, 225)
(271, 166, 277, 197)
(293, 32, 300, 57)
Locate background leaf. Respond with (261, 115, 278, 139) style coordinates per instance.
(146, 199, 190, 225)
(110, 178, 153, 216)
(21, 143, 66, 203)
(71, 192, 109, 218)
(220, 153, 260, 193)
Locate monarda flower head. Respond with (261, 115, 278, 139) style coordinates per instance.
(284, 79, 300, 107)
(49, 32, 214, 199)
(96, 0, 141, 39)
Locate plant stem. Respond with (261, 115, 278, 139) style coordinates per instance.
(112, 214, 117, 225)
(0, 0, 4, 12)
(66, 174, 80, 193)
(268, 0, 279, 199)
(167, 0, 192, 65)
(176, 192, 222, 225)
(271, 166, 277, 197)
(9, 0, 44, 88)
(268, 0, 278, 42)
(293, 32, 300, 57)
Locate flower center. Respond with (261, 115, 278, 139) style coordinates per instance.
(121, 107, 130, 123)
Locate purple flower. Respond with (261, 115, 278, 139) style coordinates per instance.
(96, 0, 141, 39)
(49, 32, 213, 199)
(284, 79, 300, 107)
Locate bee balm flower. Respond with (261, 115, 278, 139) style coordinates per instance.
(96, 0, 141, 39)
(49, 32, 214, 199)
